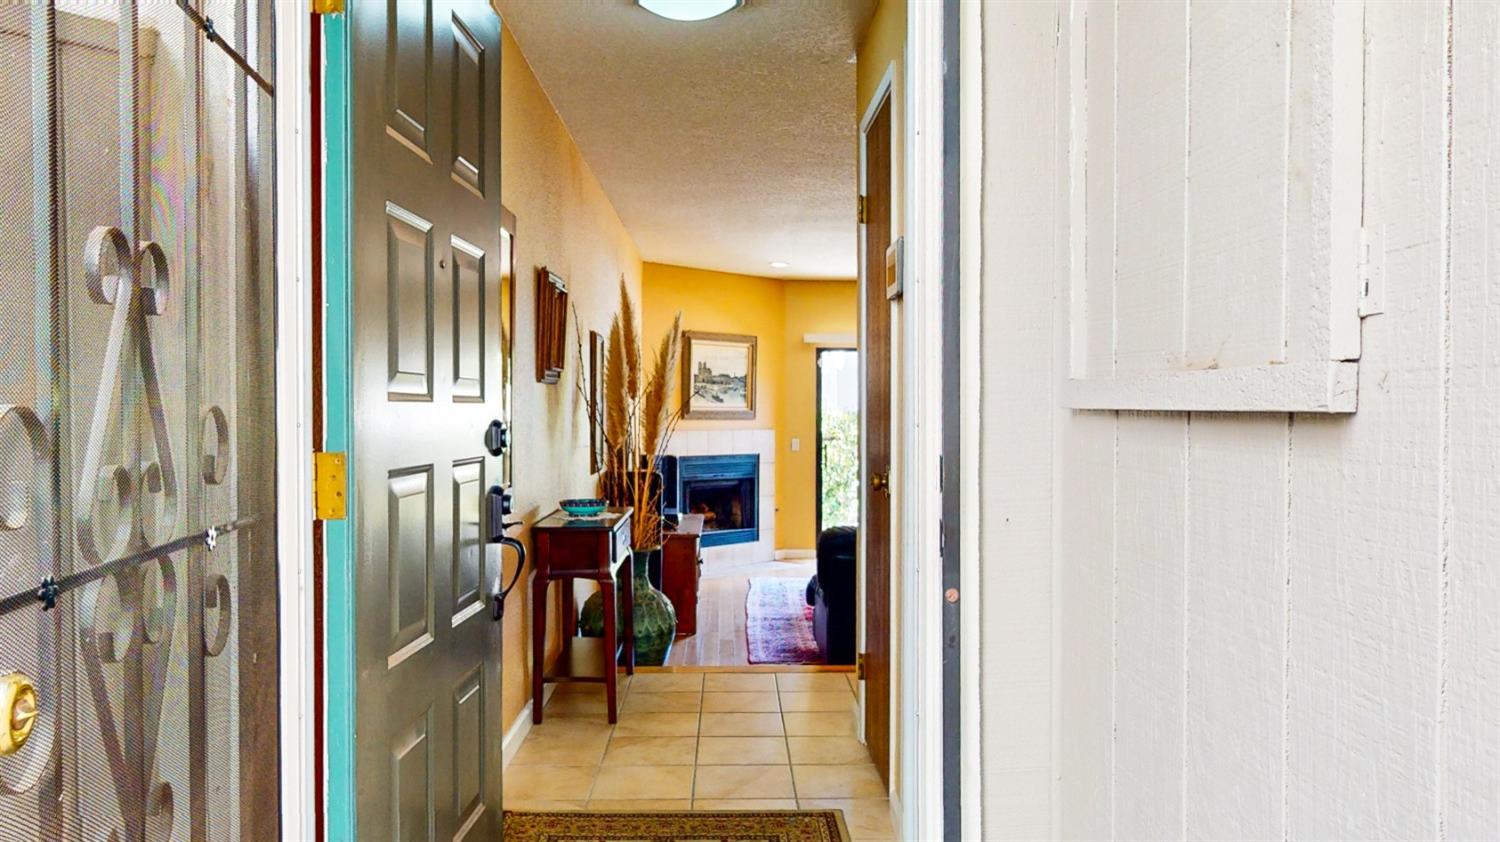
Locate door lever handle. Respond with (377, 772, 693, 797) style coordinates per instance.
(491, 536, 525, 621)
(486, 484, 523, 619)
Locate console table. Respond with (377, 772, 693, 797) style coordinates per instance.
(530, 507, 635, 724)
(661, 514, 704, 636)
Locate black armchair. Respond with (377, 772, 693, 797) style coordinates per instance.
(807, 526, 856, 664)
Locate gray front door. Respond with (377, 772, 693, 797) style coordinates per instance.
(348, 1, 507, 839)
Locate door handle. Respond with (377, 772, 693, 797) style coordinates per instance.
(491, 536, 525, 621)
(0, 672, 37, 756)
(870, 471, 889, 493)
(486, 485, 524, 620)
(484, 419, 510, 457)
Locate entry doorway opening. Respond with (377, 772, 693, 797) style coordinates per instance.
(817, 348, 860, 535)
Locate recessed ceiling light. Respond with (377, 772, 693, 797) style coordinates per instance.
(637, 0, 742, 23)
(770, 261, 790, 269)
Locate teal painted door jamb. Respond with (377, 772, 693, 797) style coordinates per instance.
(321, 11, 356, 842)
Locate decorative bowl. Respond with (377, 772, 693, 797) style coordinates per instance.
(560, 498, 607, 517)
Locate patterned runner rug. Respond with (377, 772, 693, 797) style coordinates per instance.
(503, 809, 849, 841)
(745, 577, 824, 664)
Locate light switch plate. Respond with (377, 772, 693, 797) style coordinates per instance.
(790, 437, 801, 452)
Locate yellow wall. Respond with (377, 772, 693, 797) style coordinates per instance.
(641, 263, 786, 433)
(500, 24, 643, 731)
(780, 282, 859, 549)
(641, 263, 857, 550)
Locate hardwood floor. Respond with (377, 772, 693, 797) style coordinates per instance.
(666, 558, 831, 668)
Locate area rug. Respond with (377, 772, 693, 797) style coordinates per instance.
(503, 810, 849, 841)
(745, 577, 824, 664)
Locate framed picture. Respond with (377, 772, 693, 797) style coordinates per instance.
(589, 329, 607, 473)
(682, 331, 757, 420)
(535, 267, 568, 384)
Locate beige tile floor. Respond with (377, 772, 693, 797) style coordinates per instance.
(507, 669, 895, 841)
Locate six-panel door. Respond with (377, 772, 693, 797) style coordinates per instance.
(350, 1, 506, 839)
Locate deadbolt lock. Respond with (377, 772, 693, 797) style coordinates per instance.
(0, 672, 37, 756)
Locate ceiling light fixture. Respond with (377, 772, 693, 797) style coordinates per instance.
(770, 261, 790, 269)
(637, 0, 742, 23)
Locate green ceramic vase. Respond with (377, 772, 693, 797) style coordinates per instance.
(578, 548, 678, 666)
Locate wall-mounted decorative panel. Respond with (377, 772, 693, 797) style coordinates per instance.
(535, 267, 568, 384)
(1062, 0, 1367, 413)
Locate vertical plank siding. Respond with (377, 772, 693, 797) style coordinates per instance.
(978, 1, 1500, 838)
(1287, 5, 1447, 837)
(1445, 2, 1500, 838)
(975, 2, 1063, 839)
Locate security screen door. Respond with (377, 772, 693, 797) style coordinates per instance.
(347, 1, 507, 839)
(0, 1, 279, 840)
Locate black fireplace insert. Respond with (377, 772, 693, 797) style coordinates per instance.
(677, 453, 759, 547)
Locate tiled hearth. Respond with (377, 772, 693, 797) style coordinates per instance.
(664, 429, 776, 565)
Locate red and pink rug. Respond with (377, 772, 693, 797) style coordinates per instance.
(745, 578, 825, 664)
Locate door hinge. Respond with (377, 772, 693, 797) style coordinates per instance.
(313, 451, 348, 520)
(312, 0, 344, 13)
(1358, 225, 1385, 317)
(856, 652, 866, 680)
(857, 195, 868, 225)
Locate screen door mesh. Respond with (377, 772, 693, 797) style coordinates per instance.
(0, 2, 278, 839)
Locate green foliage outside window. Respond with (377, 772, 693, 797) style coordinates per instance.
(820, 410, 859, 528)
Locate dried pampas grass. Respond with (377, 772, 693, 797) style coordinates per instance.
(574, 279, 687, 550)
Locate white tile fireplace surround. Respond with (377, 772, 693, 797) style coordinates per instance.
(664, 429, 776, 565)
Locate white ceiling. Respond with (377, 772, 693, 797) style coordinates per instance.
(495, 0, 877, 280)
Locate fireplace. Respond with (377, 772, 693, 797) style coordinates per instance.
(677, 454, 759, 547)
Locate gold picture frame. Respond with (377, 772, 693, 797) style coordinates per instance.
(681, 331, 757, 420)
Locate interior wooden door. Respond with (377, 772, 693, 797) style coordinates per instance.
(861, 93, 893, 786)
(348, 1, 506, 838)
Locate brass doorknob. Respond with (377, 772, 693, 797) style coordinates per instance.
(0, 672, 37, 756)
(870, 471, 889, 492)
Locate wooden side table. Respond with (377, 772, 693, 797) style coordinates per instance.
(530, 507, 635, 724)
(661, 514, 704, 636)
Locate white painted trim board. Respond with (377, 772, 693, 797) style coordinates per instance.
(273, 7, 316, 838)
(502, 685, 557, 769)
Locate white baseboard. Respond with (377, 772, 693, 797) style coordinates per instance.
(501, 684, 555, 768)
(774, 548, 817, 560)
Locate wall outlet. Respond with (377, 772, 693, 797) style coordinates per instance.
(790, 437, 801, 452)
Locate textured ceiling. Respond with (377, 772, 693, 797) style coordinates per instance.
(495, 0, 877, 280)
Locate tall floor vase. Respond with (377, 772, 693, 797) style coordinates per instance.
(579, 548, 678, 666)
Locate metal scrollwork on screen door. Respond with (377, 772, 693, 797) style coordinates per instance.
(73, 225, 184, 842)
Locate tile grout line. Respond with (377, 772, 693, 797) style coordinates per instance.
(527, 671, 876, 815)
(691, 677, 703, 807)
(778, 673, 803, 808)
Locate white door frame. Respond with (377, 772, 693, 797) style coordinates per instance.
(902, 0, 948, 839)
(274, 6, 317, 839)
(270, 3, 953, 838)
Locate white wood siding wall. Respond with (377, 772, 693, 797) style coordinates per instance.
(1060, 0, 1365, 413)
(976, 1, 1500, 839)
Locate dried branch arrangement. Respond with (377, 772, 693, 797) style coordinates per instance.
(573, 278, 690, 550)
